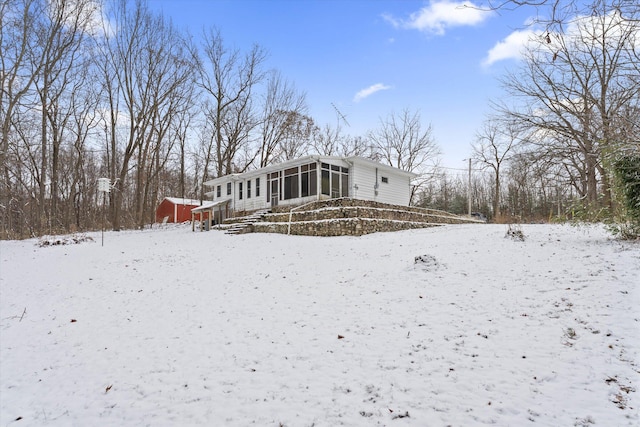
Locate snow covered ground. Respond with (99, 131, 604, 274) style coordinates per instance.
(1, 223, 638, 426)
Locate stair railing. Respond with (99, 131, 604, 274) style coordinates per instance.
(287, 200, 319, 235)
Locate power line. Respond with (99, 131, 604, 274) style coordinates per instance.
(436, 165, 489, 172)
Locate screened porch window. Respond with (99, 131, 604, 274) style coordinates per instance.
(284, 167, 299, 200)
(321, 163, 349, 198)
(301, 163, 317, 197)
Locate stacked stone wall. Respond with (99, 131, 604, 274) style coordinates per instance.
(269, 198, 459, 218)
(265, 206, 474, 225)
(224, 198, 479, 236)
(253, 218, 441, 236)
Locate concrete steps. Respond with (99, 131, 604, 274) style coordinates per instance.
(225, 209, 271, 235)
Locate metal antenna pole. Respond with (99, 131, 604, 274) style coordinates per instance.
(102, 192, 105, 247)
(468, 158, 472, 216)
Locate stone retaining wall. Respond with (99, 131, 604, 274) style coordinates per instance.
(270, 197, 460, 219)
(265, 206, 475, 225)
(253, 218, 442, 236)
(224, 198, 479, 236)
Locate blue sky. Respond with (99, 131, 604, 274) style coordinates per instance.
(147, 0, 539, 170)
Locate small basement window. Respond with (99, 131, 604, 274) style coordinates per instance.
(381, 176, 389, 183)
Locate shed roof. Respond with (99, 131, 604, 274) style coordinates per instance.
(163, 197, 202, 206)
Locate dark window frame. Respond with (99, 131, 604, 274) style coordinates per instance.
(321, 162, 348, 197)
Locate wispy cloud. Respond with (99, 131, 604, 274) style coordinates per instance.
(353, 83, 392, 103)
(482, 29, 535, 67)
(384, 1, 490, 36)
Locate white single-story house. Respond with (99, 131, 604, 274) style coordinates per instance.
(203, 155, 417, 217)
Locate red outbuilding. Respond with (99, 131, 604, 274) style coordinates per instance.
(155, 197, 206, 223)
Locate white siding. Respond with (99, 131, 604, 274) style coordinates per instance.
(234, 175, 269, 212)
(350, 162, 377, 201)
(376, 171, 412, 205)
(350, 161, 412, 205)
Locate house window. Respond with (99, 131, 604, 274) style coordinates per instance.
(247, 180, 251, 198)
(255, 178, 260, 197)
(342, 172, 349, 196)
(284, 167, 299, 200)
(381, 176, 389, 184)
(226, 182, 231, 196)
(321, 165, 330, 196)
(239, 182, 243, 200)
(321, 162, 349, 198)
(216, 185, 221, 198)
(301, 163, 317, 197)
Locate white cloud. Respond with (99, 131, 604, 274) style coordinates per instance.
(384, 1, 490, 36)
(482, 29, 536, 67)
(353, 83, 392, 103)
(483, 9, 640, 68)
(49, 0, 114, 38)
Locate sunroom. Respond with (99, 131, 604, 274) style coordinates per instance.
(203, 155, 415, 216)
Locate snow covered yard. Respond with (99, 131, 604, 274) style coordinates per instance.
(1, 224, 638, 426)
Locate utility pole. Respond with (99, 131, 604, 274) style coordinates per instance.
(467, 158, 472, 216)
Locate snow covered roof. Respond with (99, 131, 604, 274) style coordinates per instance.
(202, 155, 417, 187)
(163, 197, 202, 206)
(190, 199, 230, 212)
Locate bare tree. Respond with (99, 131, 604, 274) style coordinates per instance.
(198, 27, 267, 189)
(131, 18, 198, 228)
(368, 109, 440, 172)
(34, 0, 97, 232)
(1, 0, 44, 236)
(367, 109, 440, 202)
(337, 135, 374, 158)
(0, 0, 100, 235)
(95, 0, 147, 230)
(472, 118, 519, 217)
(258, 70, 308, 167)
(95, 0, 198, 229)
(173, 101, 197, 200)
(497, 1, 640, 210)
(66, 64, 101, 230)
(311, 123, 342, 156)
(277, 111, 314, 161)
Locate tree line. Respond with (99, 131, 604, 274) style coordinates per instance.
(1, 0, 440, 238)
(421, 0, 639, 234)
(1, 0, 638, 239)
